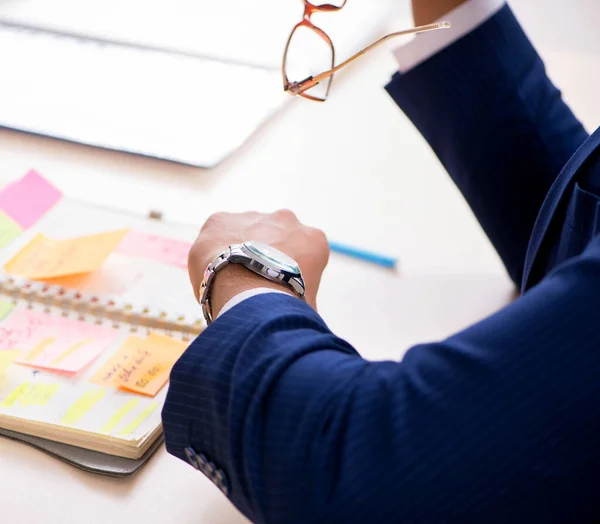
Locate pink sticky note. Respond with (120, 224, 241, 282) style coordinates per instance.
(116, 231, 191, 269)
(0, 170, 62, 229)
(0, 307, 54, 351)
(16, 323, 117, 373)
(1, 308, 117, 373)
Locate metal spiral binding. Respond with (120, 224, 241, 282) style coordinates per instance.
(0, 276, 204, 341)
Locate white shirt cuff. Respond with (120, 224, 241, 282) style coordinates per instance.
(216, 288, 289, 319)
(394, 0, 506, 73)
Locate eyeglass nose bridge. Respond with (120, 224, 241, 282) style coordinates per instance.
(303, 0, 347, 19)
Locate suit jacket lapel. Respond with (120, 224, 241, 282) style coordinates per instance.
(522, 127, 600, 291)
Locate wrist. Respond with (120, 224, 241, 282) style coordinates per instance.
(412, 0, 466, 25)
(209, 264, 293, 318)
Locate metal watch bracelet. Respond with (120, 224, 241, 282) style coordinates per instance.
(199, 247, 232, 326)
(199, 243, 306, 326)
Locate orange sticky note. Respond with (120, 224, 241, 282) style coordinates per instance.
(90, 334, 187, 397)
(146, 332, 189, 352)
(4, 229, 128, 280)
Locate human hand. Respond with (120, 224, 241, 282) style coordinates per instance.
(188, 210, 330, 316)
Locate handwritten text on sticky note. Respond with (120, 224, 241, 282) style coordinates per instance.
(91, 334, 187, 397)
(0, 307, 118, 372)
(4, 229, 128, 280)
(0, 307, 53, 351)
(0, 170, 62, 229)
(116, 231, 191, 269)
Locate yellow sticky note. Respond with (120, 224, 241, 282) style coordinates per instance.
(90, 334, 187, 397)
(0, 210, 23, 249)
(0, 301, 14, 322)
(4, 229, 128, 280)
(0, 350, 21, 375)
(100, 398, 140, 434)
(61, 387, 106, 426)
(118, 402, 159, 436)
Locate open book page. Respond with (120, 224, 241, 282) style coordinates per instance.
(0, 302, 172, 458)
(0, 180, 204, 327)
(0, 172, 204, 458)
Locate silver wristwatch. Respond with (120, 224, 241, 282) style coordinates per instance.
(200, 240, 306, 325)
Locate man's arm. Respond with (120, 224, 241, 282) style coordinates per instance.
(387, 3, 589, 286)
(164, 233, 600, 522)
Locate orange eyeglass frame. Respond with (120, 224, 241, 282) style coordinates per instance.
(282, 0, 451, 102)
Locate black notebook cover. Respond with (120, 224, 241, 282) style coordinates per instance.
(0, 428, 164, 477)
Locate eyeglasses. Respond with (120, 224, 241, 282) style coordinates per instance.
(282, 1, 450, 102)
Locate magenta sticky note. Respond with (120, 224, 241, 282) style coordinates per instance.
(0, 170, 62, 229)
(116, 231, 191, 269)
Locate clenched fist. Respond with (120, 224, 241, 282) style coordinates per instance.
(188, 210, 330, 316)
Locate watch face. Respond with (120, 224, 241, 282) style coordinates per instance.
(244, 241, 300, 274)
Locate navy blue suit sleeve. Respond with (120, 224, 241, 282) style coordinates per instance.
(164, 239, 600, 522)
(385, 5, 588, 287)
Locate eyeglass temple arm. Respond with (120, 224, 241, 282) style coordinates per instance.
(297, 21, 451, 90)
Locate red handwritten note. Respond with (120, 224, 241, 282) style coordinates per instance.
(0, 308, 118, 373)
(0, 307, 54, 351)
(116, 231, 191, 269)
(90, 333, 188, 397)
(0, 170, 62, 229)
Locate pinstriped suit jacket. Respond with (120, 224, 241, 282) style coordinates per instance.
(163, 6, 600, 522)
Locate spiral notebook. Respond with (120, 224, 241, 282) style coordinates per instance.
(0, 170, 204, 476)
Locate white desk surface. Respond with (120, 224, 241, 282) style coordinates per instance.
(0, 2, 598, 523)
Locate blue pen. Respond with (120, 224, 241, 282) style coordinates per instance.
(328, 241, 398, 269)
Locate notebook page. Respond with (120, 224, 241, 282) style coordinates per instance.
(0, 194, 204, 327)
(0, 302, 171, 457)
